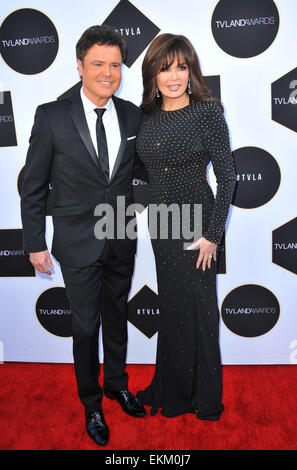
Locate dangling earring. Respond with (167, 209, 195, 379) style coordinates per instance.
(156, 88, 160, 98)
(187, 79, 192, 95)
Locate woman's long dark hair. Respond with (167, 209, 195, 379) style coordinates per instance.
(141, 33, 222, 113)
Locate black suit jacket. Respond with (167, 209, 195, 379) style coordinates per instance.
(21, 91, 146, 267)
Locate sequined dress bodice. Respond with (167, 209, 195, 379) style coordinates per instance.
(136, 100, 236, 244)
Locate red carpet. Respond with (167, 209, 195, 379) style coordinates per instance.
(0, 363, 296, 450)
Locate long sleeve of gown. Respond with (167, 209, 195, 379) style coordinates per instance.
(200, 102, 237, 245)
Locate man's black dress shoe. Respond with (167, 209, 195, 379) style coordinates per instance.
(85, 410, 109, 446)
(105, 389, 146, 417)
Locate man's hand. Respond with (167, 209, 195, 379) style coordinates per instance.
(29, 250, 53, 275)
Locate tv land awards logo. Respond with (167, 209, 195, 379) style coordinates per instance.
(0, 8, 59, 74)
(36, 287, 72, 337)
(272, 217, 297, 275)
(221, 284, 280, 337)
(232, 147, 280, 209)
(103, 0, 160, 67)
(272, 67, 297, 133)
(211, 0, 279, 58)
(0, 229, 35, 277)
(0, 91, 17, 147)
(128, 285, 160, 338)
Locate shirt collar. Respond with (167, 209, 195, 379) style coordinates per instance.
(80, 87, 113, 116)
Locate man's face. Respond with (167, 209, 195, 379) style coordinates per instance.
(77, 43, 122, 106)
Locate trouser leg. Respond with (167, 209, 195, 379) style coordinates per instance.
(100, 246, 135, 392)
(61, 259, 103, 413)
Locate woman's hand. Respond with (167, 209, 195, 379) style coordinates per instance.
(187, 237, 217, 271)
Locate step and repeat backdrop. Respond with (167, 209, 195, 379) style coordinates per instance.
(0, 0, 296, 364)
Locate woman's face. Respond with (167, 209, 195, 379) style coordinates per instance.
(156, 56, 189, 102)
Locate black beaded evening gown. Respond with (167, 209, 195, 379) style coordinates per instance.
(136, 100, 236, 418)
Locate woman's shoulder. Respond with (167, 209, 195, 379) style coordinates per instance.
(191, 99, 223, 118)
(140, 107, 160, 123)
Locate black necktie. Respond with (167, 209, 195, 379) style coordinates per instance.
(94, 108, 109, 179)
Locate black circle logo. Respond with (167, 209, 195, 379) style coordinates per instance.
(221, 285, 280, 337)
(0, 8, 59, 74)
(232, 147, 280, 209)
(211, 0, 279, 58)
(36, 287, 72, 337)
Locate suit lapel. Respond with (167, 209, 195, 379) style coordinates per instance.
(66, 93, 129, 183)
(110, 96, 128, 182)
(66, 93, 105, 174)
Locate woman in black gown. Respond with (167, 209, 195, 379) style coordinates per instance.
(136, 34, 236, 420)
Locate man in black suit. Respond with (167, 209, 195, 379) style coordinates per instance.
(21, 25, 146, 446)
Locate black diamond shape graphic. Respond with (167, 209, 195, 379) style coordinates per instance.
(272, 217, 297, 275)
(57, 81, 81, 100)
(103, 0, 160, 67)
(204, 75, 221, 101)
(272, 67, 297, 133)
(128, 285, 160, 338)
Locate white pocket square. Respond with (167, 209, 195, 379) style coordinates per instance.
(127, 135, 136, 141)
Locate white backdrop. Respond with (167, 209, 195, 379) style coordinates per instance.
(0, 0, 296, 364)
